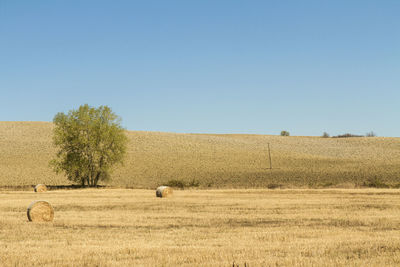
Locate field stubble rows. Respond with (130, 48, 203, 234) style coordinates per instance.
(1, 189, 400, 266)
(0, 122, 399, 188)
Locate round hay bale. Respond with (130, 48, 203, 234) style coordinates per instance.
(34, 184, 47, 193)
(27, 201, 54, 222)
(156, 186, 173, 198)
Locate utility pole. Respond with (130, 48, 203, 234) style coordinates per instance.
(268, 143, 272, 170)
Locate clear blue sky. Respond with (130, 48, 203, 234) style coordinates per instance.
(1, 1, 399, 136)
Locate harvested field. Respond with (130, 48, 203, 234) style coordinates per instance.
(1, 189, 400, 266)
(0, 122, 399, 188)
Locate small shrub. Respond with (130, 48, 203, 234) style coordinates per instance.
(363, 176, 389, 188)
(332, 133, 363, 138)
(166, 179, 185, 189)
(280, 130, 290, 136)
(322, 132, 330, 138)
(166, 178, 200, 189)
(187, 178, 200, 187)
(321, 182, 335, 187)
(267, 183, 282, 189)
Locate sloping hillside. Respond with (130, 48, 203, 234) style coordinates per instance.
(0, 122, 399, 188)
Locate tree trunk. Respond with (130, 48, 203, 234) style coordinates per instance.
(94, 172, 101, 186)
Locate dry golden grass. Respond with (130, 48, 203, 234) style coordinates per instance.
(1, 189, 400, 266)
(0, 121, 399, 188)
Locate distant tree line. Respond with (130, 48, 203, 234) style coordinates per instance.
(279, 130, 377, 138)
(322, 131, 377, 138)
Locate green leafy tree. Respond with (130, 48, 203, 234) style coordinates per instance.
(280, 130, 290, 136)
(51, 104, 128, 187)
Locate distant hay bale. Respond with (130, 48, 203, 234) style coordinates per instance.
(156, 186, 173, 198)
(27, 201, 54, 222)
(34, 184, 47, 192)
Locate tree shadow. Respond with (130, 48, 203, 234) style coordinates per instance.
(0, 184, 108, 191)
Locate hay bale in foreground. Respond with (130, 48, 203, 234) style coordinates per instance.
(27, 201, 54, 222)
(156, 186, 173, 198)
(34, 184, 47, 192)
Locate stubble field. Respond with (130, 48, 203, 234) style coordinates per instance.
(0, 122, 399, 188)
(1, 122, 400, 266)
(1, 188, 400, 266)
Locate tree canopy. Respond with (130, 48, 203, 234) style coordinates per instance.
(51, 104, 128, 186)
